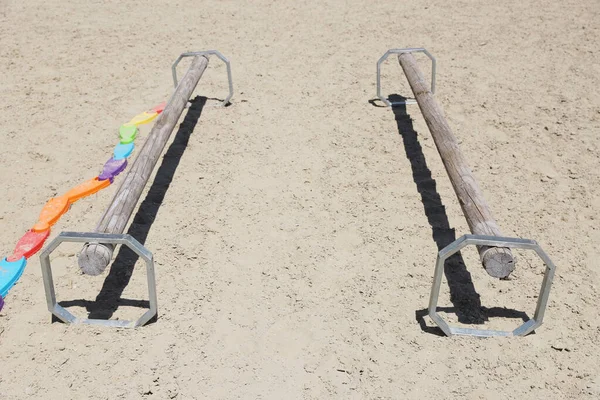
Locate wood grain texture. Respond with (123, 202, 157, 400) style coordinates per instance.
(78, 55, 209, 275)
(397, 53, 515, 278)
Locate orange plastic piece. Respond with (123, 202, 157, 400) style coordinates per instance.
(65, 177, 111, 204)
(7, 229, 51, 261)
(32, 196, 69, 232)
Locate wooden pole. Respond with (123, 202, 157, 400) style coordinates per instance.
(397, 53, 515, 278)
(78, 55, 209, 276)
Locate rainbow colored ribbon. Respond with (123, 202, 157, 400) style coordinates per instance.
(0, 102, 166, 311)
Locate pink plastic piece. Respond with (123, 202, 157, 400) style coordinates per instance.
(7, 229, 50, 262)
(150, 102, 166, 114)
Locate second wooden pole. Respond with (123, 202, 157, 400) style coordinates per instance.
(397, 53, 515, 278)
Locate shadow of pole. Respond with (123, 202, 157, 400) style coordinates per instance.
(83, 96, 208, 320)
(388, 94, 486, 325)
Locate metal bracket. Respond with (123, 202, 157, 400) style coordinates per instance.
(429, 234, 556, 337)
(376, 48, 436, 107)
(40, 232, 158, 328)
(171, 50, 234, 107)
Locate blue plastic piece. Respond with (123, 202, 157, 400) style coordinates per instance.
(0, 256, 27, 298)
(113, 142, 135, 160)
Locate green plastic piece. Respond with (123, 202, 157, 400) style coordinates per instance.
(119, 124, 138, 144)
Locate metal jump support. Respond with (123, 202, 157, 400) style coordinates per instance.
(377, 47, 556, 337)
(172, 50, 234, 107)
(377, 48, 436, 107)
(40, 232, 157, 328)
(40, 50, 234, 328)
(429, 235, 556, 337)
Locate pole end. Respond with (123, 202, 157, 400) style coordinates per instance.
(482, 247, 516, 278)
(78, 243, 113, 276)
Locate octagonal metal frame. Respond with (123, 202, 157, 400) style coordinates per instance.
(428, 234, 556, 337)
(171, 50, 234, 107)
(376, 47, 437, 107)
(39, 232, 157, 329)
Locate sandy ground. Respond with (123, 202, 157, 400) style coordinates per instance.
(0, 0, 599, 398)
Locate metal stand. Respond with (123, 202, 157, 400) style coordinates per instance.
(376, 48, 436, 107)
(429, 234, 556, 337)
(40, 232, 157, 328)
(171, 50, 234, 107)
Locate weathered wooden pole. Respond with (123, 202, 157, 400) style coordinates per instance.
(397, 53, 515, 278)
(78, 55, 209, 275)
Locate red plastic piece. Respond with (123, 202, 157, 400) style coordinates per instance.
(7, 229, 51, 261)
(150, 102, 166, 114)
(32, 196, 69, 232)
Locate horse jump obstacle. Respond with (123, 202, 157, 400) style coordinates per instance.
(0, 91, 166, 311)
(37, 50, 234, 328)
(78, 55, 209, 277)
(377, 48, 556, 337)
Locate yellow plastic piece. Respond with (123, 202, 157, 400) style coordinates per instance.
(127, 111, 158, 127)
(65, 178, 111, 204)
(33, 196, 70, 232)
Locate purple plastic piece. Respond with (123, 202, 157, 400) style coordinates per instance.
(0, 294, 4, 311)
(98, 157, 127, 183)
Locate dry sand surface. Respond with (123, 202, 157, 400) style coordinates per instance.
(1, 0, 599, 399)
